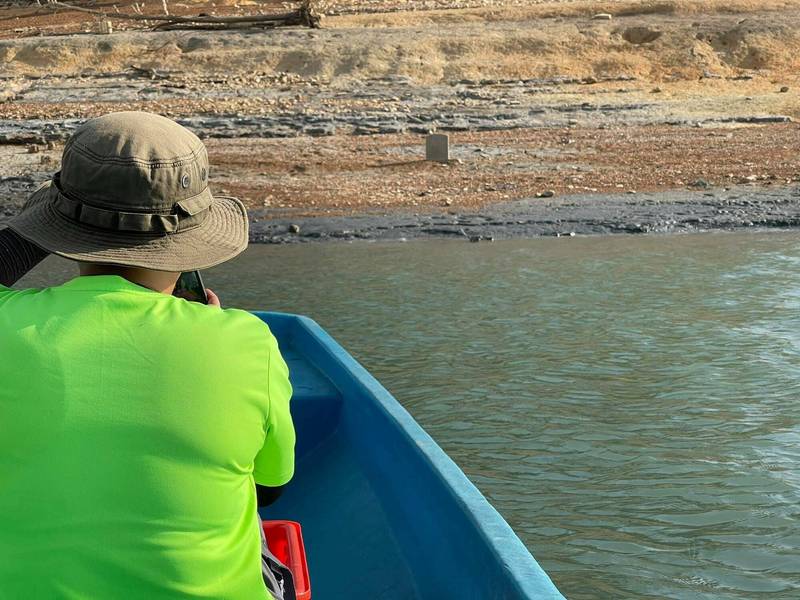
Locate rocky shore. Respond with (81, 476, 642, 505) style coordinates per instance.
(0, 70, 793, 144)
(0, 0, 798, 243)
(247, 185, 800, 243)
(3, 164, 798, 243)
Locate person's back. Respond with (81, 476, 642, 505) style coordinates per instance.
(0, 112, 294, 598)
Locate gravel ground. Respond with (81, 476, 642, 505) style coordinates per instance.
(3, 123, 798, 215)
(3, 129, 799, 244)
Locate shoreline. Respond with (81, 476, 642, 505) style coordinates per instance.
(0, 0, 798, 245)
(247, 185, 800, 243)
(3, 121, 798, 223)
(2, 157, 798, 244)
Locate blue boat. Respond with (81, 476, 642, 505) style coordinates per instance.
(255, 312, 565, 600)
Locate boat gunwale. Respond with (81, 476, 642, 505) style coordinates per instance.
(256, 311, 564, 599)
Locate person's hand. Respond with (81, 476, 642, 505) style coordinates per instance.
(206, 288, 221, 308)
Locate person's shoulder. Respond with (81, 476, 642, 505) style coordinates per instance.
(224, 309, 282, 350)
(0, 284, 41, 304)
(193, 304, 268, 330)
(220, 307, 273, 337)
(176, 301, 276, 346)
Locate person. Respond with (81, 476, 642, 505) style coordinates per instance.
(0, 112, 295, 599)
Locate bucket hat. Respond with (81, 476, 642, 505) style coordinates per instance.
(8, 111, 248, 272)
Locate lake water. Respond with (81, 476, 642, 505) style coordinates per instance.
(22, 231, 800, 599)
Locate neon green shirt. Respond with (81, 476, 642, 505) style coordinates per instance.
(0, 275, 294, 599)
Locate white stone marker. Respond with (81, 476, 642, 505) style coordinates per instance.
(426, 133, 449, 163)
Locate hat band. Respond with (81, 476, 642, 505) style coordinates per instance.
(52, 178, 211, 234)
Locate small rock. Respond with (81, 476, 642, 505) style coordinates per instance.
(651, 87, 662, 93)
(736, 115, 792, 124)
(691, 179, 711, 189)
(592, 13, 613, 20)
(443, 199, 453, 206)
(426, 133, 449, 163)
(26, 144, 39, 154)
(622, 26, 663, 45)
(182, 36, 213, 53)
(288, 224, 300, 234)
(627, 190, 637, 194)
(779, 86, 790, 93)
(537, 190, 556, 198)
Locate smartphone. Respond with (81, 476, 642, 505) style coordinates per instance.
(173, 270, 208, 304)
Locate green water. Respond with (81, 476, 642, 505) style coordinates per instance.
(23, 232, 800, 599)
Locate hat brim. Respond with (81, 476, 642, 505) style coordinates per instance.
(8, 182, 249, 272)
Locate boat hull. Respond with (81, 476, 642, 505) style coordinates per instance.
(256, 312, 564, 600)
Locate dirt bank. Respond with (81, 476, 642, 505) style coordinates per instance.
(0, 0, 798, 241)
(2, 1, 800, 87)
(3, 121, 798, 242)
(3, 122, 798, 213)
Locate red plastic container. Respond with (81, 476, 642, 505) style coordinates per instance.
(262, 520, 311, 600)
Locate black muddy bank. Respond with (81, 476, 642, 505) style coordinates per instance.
(249, 186, 800, 243)
(2, 171, 798, 243)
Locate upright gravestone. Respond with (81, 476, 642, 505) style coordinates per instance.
(426, 134, 449, 163)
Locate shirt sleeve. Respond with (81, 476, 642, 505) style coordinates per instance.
(253, 335, 295, 486)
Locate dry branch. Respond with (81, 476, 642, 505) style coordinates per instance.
(47, 0, 322, 30)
